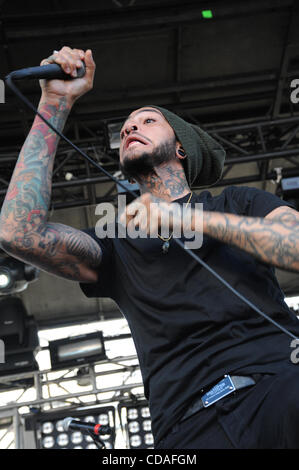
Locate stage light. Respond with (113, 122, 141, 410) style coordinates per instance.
(107, 122, 122, 149)
(144, 433, 154, 446)
(120, 401, 154, 449)
(140, 406, 150, 418)
(71, 432, 83, 444)
(57, 433, 69, 447)
(98, 414, 109, 426)
(143, 419, 151, 431)
(202, 9, 213, 19)
(42, 422, 54, 434)
(127, 408, 138, 420)
(0, 257, 39, 295)
(25, 407, 116, 450)
(42, 436, 54, 448)
(87, 443, 97, 449)
(0, 270, 12, 288)
(49, 332, 106, 370)
(128, 421, 140, 433)
(0, 297, 39, 385)
(84, 415, 96, 423)
(130, 435, 142, 447)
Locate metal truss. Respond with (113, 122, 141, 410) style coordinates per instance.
(1, 112, 299, 209)
(0, 333, 142, 403)
(203, 113, 299, 190)
(0, 351, 143, 411)
(0, 329, 147, 449)
(0, 352, 145, 449)
(0, 356, 143, 412)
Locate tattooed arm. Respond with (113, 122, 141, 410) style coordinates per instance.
(0, 47, 101, 282)
(198, 205, 299, 272)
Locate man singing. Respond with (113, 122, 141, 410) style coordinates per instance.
(1, 47, 299, 449)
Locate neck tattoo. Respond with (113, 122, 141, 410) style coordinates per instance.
(139, 165, 189, 202)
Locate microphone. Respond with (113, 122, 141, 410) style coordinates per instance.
(62, 417, 112, 436)
(5, 62, 86, 81)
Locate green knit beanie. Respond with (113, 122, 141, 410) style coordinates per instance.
(148, 105, 226, 188)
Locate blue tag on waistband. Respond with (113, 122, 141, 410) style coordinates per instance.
(202, 375, 236, 407)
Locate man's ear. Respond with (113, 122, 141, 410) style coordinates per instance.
(175, 142, 187, 160)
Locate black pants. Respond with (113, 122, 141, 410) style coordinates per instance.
(155, 368, 299, 449)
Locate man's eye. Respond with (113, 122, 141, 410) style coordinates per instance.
(145, 118, 155, 123)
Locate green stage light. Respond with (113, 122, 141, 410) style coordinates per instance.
(202, 10, 213, 19)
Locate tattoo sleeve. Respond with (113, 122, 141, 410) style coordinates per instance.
(0, 97, 101, 282)
(197, 207, 299, 272)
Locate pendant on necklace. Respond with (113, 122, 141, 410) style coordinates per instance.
(162, 240, 170, 254)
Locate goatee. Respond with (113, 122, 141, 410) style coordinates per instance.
(120, 138, 176, 180)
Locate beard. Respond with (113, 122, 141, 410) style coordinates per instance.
(120, 137, 177, 181)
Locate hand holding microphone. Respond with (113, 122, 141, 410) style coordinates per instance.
(39, 46, 96, 107)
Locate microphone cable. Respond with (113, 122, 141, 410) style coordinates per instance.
(4, 69, 299, 342)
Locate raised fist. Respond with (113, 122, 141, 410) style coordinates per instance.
(39, 46, 96, 106)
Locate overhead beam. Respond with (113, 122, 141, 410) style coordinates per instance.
(0, 3, 291, 42)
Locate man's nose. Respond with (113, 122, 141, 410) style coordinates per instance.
(125, 124, 138, 135)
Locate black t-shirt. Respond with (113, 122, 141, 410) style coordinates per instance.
(79, 186, 299, 445)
